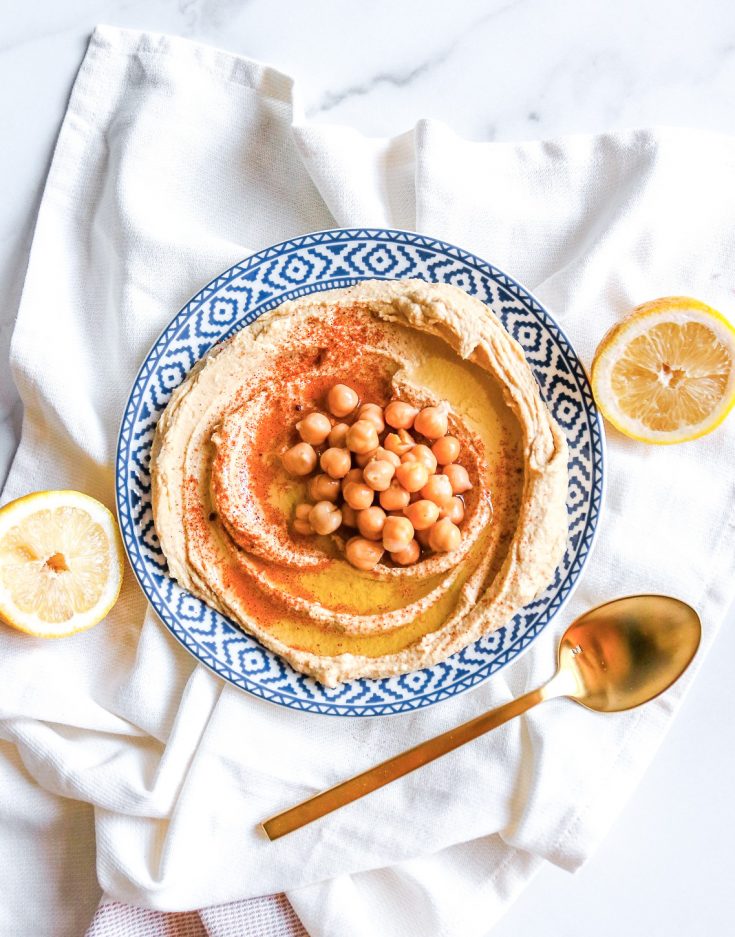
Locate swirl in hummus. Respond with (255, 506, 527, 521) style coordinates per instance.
(151, 279, 568, 686)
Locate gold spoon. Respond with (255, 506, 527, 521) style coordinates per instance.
(262, 595, 701, 841)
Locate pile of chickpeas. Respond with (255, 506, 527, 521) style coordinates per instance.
(281, 383, 472, 571)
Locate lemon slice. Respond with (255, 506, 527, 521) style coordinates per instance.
(591, 297, 735, 444)
(0, 490, 124, 637)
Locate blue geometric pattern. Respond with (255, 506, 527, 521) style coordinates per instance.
(116, 228, 605, 717)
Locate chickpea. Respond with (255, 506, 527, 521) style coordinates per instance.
(382, 515, 414, 553)
(401, 444, 438, 474)
(342, 467, 363, 487)
(293, 503, 312, 535)
(415, 526, 433, 548)
(343, 481, 374, 511)
(328, 422, 350, 448)
(385, 399, 418, 430)
(345, 537, 384, 571)
(428, 517, 462, 552)
(391, 539, 421, 566)
(394, 460, 430, 493)
(308, 473, 341, 502)
(431, 435, 460, 465)
(327, 383, 359, 418)
(309, 501, 343, 536)
(443, 463, 472, 494)
(363, 459, 396, 491)
(379, 479, 411, 511)
(357, 505, 387, 541)
(346, 419, 379, 455)
(357, 403, 385, 434)
(341, 504, 358, 527)
(414, 404, 449, 439)
(355, 447, 379, 467)
(384, 429, 415, 457)
(320, 447, 352, 479)
(439, 496, 465, 525)
(420, 473, 453, 508)
(375, 446, 400, 467)
(296, 411, 331, 446)
(404, 499, 441, 530)
(282, 442, 317, 476)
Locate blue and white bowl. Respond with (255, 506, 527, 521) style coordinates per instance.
(116, 228, 605, 717)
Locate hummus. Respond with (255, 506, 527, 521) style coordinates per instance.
(151, 279, 568, 686)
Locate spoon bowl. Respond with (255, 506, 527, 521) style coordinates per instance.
(263, 594, 701, 840)
(559, 595, 701, 713)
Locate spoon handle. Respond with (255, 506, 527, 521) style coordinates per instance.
(262, 683, 551, 841)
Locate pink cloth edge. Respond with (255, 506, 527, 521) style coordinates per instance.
(84, 894, 308, 937)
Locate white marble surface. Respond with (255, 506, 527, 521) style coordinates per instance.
(1, 1, 734, 935)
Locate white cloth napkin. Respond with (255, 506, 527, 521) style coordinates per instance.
(2, 25, 735, 937)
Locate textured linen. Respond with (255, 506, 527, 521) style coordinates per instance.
(2, 25, 735, 937)
(85, 895, 306, 937)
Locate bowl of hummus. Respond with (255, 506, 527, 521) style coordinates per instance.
(117, 229, 604, 715)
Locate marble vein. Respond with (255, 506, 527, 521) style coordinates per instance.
(307, 0, 528, 117)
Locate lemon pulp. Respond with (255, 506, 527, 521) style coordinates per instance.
(0, 491, 124, 637)
(592, 297, 735, 444)
(611, 321, 732, 432)
(0, 507, 110, 621)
